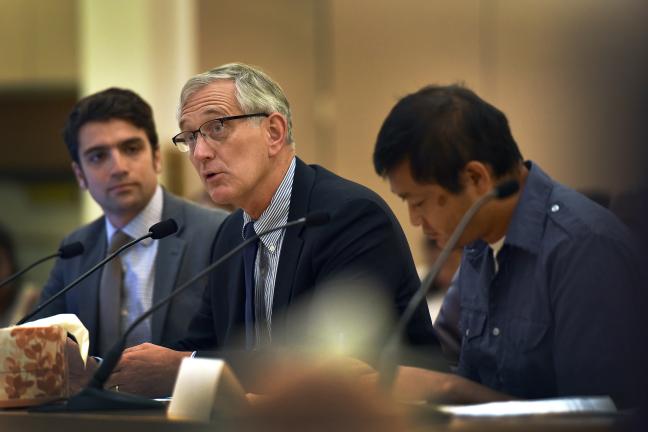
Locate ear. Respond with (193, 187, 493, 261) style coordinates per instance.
(152, 147, 162, 174)
(72, 162, 88, 189)
(71, 162, 87, 189)
(264, 113, 288, 156)
(462, 161, 495, 195)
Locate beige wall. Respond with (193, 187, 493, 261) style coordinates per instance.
(0, 0, 77, 86)
(197, 0, 321, 164)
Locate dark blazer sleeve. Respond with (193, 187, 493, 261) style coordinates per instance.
(306, 197, 437, 348)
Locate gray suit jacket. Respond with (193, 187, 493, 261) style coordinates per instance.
(35, 189, 227, 356)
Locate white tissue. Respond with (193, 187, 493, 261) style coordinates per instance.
(17, 314, 89, 365)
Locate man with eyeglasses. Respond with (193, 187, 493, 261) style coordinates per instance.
(106, 62, 439, 397)
(34, 88, 227, 359)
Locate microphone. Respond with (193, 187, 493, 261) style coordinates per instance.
(148, 218, 179, 239)
(62, 212, 330, 411)
(0, 242, 84, 290)
(17, 219, 178, 326)
(378, 180, 519, 389)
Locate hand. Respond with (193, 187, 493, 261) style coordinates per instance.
(105, 343, 190, 398)
(251, 353, 377, 396)
(392, 366, 454, 403)
(244, 357, 399, 431)
(393, 366, 512, 404)
(66, 338, 99, 395)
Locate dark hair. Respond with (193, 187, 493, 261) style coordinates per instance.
(63, 88, 159, 163)
(373, 84, 523, 193)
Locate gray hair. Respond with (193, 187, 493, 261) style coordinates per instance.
(179, 62, 294, 144)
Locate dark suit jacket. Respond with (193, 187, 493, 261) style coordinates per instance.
(36, 189, 227, 356)
(173, 159, 437, 356)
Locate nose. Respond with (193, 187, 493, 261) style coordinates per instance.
(110, 149, 128, 177)
(191, 133, 214, 162)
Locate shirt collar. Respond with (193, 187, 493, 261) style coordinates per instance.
(465, 161, 553, 262)
(502, 161, 554, 254)
(489, 236, 506, 257)
(105, 185, 163, 247)
(242, 157, 296, 250)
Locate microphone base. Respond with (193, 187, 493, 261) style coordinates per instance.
(30, 387, 165, 412)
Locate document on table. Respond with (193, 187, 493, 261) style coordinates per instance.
(436, 396, 616, 417)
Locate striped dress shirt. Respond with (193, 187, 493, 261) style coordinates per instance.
(242, 157, 295, 342)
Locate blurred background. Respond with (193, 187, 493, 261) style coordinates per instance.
(1, 0, 647, 292)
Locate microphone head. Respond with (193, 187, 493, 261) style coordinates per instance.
(149, 218, 179, 239)
(59, 241, 84, 259)
(305, 212, 331, 227)
(495, 180, 519, 199)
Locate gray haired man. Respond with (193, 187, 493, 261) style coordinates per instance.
(106, 63, 438, 397)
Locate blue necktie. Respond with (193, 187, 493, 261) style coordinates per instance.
(243, 222, 259, 350)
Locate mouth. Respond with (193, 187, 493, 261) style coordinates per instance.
(424, 231, 440, 241)
(202, 170, 224, 183)
(108, 183, 137, 193)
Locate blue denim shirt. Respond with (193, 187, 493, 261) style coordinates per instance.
(456, 162, 641, 406)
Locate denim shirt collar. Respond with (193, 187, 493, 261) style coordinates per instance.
(465, 161, 554, 262)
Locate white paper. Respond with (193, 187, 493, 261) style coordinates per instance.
(16, 313, 89, 365)
(437, 396, 617, 417)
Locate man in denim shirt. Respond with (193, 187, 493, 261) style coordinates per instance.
(373, 84, 642, 407)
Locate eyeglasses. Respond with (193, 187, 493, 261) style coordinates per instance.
(172, 113, 269, 153)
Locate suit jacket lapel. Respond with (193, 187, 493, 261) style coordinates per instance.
(272, 158, 315, 316)
(219, 210, 245, 346)
(77, 219, 107, 355)
(152, 190, 186, 344)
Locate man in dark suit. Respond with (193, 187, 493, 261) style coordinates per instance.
(108, 63, 438, 397)
(35, 88, 227, 357)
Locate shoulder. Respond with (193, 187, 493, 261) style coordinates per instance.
(540, 183, 639, 289)
(162, 190, 228, 227)
(60, 216, 105, 245)
(301, 165, 410, 253)
(546, 183, 632, 248)
(307, 164, 395, 219)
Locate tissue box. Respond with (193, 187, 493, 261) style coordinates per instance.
(0, 326, 68, 408)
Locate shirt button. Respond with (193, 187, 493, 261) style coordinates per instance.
(492, 327, 500, 336)
(465, 328, 471, 337)
(551, 204, 560, 212)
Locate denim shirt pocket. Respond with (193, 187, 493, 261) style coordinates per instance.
(460, 308, 487, 342)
